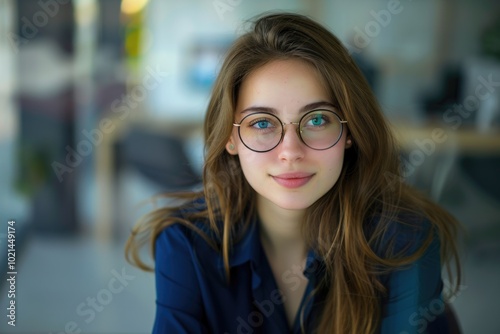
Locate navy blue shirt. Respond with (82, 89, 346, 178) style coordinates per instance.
(153, 209, 450, 333)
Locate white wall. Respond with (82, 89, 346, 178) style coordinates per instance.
(142, 0, 306, 122)
(322, 0, 500, 122)
(0, 0, 17, 140)
(141, 0, 500, 123)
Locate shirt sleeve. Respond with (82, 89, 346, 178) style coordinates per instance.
(379, 232, 450, 334)
(153, 224, 209, 334)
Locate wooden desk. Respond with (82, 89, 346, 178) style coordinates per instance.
(95, 118, 499, 241)
(392, 123, 500, 154)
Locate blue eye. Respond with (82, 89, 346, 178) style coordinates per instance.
(307, 115, 326, 127)
(249, 118, 276, 130)
(254, 120, 271, 129)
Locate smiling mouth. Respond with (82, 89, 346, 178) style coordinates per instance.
(271, 173, 314, 189)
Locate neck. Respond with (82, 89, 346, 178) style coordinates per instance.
(257, 196, 307, 258)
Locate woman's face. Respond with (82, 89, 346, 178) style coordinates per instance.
(226, 59, 351, 212)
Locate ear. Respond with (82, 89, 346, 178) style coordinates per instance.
(345, 137, 353, 149)
(226, 139, 238, 155)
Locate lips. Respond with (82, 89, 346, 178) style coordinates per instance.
(271, 172, 314, 189)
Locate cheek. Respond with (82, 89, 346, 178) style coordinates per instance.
(238, 150, 267, 170)
(322, 147, 346, 173)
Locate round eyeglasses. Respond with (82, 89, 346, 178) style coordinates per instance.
(233, 109, 348, 153)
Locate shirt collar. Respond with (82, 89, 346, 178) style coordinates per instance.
(303, 248, 325, 280)
(216, 215, 325, 279)
(217, 215, 262, 269)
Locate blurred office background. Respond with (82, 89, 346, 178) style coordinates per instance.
(1, 0, 500, 332)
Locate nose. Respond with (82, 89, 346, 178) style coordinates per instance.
(277, 123, 305, 162)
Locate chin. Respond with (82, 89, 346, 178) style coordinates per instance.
(266, 195, 318, 212)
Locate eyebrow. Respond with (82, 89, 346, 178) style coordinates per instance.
(240, 101, 338, 115)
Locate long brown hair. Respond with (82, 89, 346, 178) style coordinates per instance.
(126, 12, 461, 333)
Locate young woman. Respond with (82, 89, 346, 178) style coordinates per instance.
(126, 12, 461, 334)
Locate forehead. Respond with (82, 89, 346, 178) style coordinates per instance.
(236, 59, 331, 112)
